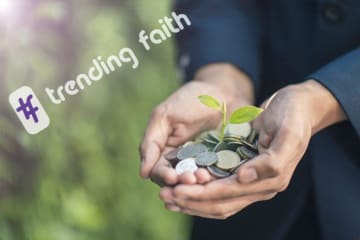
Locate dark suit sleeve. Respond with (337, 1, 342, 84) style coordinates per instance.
(308, 47, 360, 136)
(174, 0, 263, 93)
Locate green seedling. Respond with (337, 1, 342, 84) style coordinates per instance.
(198, 95, 264, 141)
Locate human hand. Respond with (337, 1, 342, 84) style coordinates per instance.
(160, 80, 346, 218)
(139, 63, 254, 186)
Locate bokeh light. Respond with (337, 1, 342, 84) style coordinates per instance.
(0, 0, 14, 16)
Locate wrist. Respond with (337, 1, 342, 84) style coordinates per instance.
(300, 80, 347, 134)
(193, 63, 255, 105)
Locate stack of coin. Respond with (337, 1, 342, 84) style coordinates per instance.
(165, 123, 260, 178)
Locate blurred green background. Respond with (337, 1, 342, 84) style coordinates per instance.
(0, 0, 189, 239)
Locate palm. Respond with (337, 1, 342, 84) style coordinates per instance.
(140, 64, 255, 183)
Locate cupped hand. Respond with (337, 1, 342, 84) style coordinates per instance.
(160, 80, 346, 219)
(139, 64, 254, 186)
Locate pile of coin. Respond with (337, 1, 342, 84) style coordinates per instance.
(165, 123, 259, 178)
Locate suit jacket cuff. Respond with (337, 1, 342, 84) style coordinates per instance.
(308, 48, 360, 136)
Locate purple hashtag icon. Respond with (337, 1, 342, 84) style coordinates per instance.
(16, 94, 39, 123)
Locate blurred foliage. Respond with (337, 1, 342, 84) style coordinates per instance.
(0, 0, 189, 239)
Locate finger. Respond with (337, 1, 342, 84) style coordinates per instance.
(164, 203, 181, 212)
(180, 208, 223, 219)
(167, 136, 184, 147)
(175, 193, 275, 219)
(236, 152, 278, 184)
(159, 187, 175, 204)
(257, 129, 272, 152)
(171, 176, 280, 201)
(261, 92, 278, 109)
(162, 186, 276, 218)
(167, 123, 203, 147)
(252, 92, 277, 131)
(269, 125, 306, 158)
(237, 124, 306, 187)
(140, 106, 171, 178)
(194, 168, 214, 184)
(167, 124, 190, 147)
(237, 126, 301, 185)
(150, 155, 178, 186)
(179, 172, 197, 185)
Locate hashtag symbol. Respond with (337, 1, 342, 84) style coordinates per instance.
(15, 94, 39, 123)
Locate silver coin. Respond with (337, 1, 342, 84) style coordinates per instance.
(213, 142, 228, 152)
(203, 137, 218, 145)
(254, 138, 259, 149)
(226, 141, 244, 146)
(195, 131, 208, 142)
(165, 148, 180, 161)
(183, 141, 195, 148)
(201, 141, 218, 150)
(195, 151, 218, 167)
(223, 136, 246, 144)
(177, 143, 207, 160)
(224, 123, 251, 138)
(207, 165, 231, 178)
(247, 128, 258, 144)
(238, 145, 258, 159)
(241, 139, 258, 151)
(236, 147, 248, 160)
(175, 158, 198, 175)
(216, 150, 242, 170)
(223, 142, 242, 152)
(208, 130, 220, 141)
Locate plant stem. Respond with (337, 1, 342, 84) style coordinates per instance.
(220, 101, 227, 142)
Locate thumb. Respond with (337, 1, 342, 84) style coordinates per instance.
(236, 152, 278, 184)
(139, 106, 171, 178)
(261, 92, 278, 109)
(236, 124, 293, 183)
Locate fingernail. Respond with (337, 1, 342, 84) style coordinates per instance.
(170, 206, 181, 212)
(241, 168, 258, 183)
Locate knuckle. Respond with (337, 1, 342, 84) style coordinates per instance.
(214, 212, 231, 220)
(279, 182, 290, 192)
(217, 214, 230, 220)
(281, 124, 303, 140)
(262, 193, 277, 201)
(270, 164, 281, 177)
(276, 177, 290, 192)
(296, 132, 309, 149)
(267, 158, 283, 177)
(280, 125, 292, 136)
(212, 205, 227, 217)
(225, 212, 236, 219)
(282, 126, 308, 149)
(292, 131, 307, 147)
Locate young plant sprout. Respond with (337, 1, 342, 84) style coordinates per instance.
(198, 95, 264, 142)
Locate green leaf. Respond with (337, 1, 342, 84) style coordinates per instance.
(230, 106, 263, 124)
(198, 95, 222, 111)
